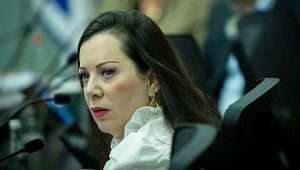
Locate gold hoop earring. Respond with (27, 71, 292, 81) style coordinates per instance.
(149, 92, 159, 108)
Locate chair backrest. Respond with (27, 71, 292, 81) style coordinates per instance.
(220, 78, 282, 169)
(233, 11, 300, 116)
(233, 11, 300, 168)
(169, 123, 217, 170)
(237, 11, 300, 84)
(166, 34, 207, 91)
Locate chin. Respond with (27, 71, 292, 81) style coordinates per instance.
(96, 122, 113, 135)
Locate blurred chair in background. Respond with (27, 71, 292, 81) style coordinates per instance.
(166, 34, 208, 91)
(206, 0, 300, 114)
(218, 78, 284, 169)
(230, 9, 300, 168)
(201, 78, 292, 170)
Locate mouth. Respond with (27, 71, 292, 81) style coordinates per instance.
(91, 107, 110, 118)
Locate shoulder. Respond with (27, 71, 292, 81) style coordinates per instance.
(140, 116, 173, 145)
(105, 117, 173, 170)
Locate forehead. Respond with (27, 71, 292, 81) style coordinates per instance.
(79, 32, 128, 67)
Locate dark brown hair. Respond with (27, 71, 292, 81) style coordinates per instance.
(77, 10, 220, 169)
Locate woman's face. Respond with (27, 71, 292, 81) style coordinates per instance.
(79, 32, 153, 138)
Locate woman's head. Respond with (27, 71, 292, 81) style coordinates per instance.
(78, 10, 220, 136)
(79, 32, 157, 137)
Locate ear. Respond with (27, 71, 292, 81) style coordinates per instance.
(146, 71, 159, 97)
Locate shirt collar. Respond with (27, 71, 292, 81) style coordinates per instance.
(111, 106, 164, 148)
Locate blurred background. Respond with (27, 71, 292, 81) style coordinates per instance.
(0, 0, 299, 170)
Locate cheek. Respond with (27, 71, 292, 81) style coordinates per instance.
(107, 75, 148, 107)
(109, 78, 136, 97)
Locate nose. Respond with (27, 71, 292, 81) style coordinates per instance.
(85, 74, 104, 100)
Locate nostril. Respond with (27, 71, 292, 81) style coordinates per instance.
(85, 77, 104, 99)
(91, 94, 101, 100)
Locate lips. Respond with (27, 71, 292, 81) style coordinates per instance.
(91, 107, 109, 118)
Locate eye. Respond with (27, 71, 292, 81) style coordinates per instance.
(78, 71, 89, 82)
(100, 68, 116, 79)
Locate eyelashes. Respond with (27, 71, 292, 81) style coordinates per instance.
(78, 71, 89, 82)
(78, 68, 117, 83)
(100, 68, 116, 79)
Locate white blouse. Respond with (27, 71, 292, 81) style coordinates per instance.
(103, 106, 174, 170)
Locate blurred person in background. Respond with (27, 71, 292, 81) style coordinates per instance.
(204, 0, 274, 114)
(77, 10, 221, 170)
(93, 0, 214, 48)
(204, 0, 300, 114)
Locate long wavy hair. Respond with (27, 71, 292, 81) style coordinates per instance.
(77, 10, 220, 169)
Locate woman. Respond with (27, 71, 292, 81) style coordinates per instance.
(77, 10, 220, 170)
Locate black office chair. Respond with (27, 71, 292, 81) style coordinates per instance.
(232, 10, 300, 124)
(193, 77, 289, 170)
(230, 11, 300, 169)
(234, 11, 300, 87)
(166, 34, 208, 91)
(169, 123, 217, 170)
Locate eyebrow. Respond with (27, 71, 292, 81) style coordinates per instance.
(79, 61, 120, 70)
